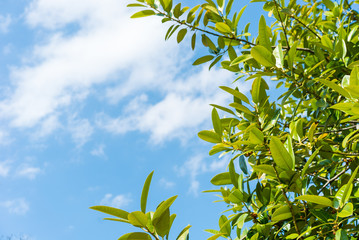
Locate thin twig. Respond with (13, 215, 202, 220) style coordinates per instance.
(273, 0, 290, 49)
(318, 165, 349, 193)
(289, 15, 322, 40)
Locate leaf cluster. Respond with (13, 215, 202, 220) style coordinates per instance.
(94, 0, 359, 239)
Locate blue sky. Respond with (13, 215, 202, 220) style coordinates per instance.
(0, 0, 262, 239)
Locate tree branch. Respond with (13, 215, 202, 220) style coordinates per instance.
(318, 165, 350, 193)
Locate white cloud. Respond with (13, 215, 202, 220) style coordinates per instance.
(15, 165, 41, 180)
(0, 0, 251, 144)
(159, 178, 175, 189)
(0, 14, 11, 33)
(90, 144, 106, 158)
(175, 154, 228, 195)
(68, 116, 93, 147)
(1, 0, 179, 129)
(97, 67, 249, 143)
(100, 193, 131, 209)
(0, 198, 30, 215)
(0, 160, 11, 177)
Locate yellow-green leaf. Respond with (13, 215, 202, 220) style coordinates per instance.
(128, 211, 148, 227)
(337, 202, 353, 218)
(90, 206, 129, 219)
(251, 45, 275, 67)
(130, 10, 156, 18)
(118, 232, 152, 240)
(198, 130, 222, 143)
(193, 55, 214, 65)
(141, 171, 154, 213)
(270, 136, 294, 171)
(296, 195, 333, 207)
(215, 22, 232, 33)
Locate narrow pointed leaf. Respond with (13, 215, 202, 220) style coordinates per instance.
(270, 136, 294, 170)
(141, 171, 154, 213)
(90, 206, 129, 220)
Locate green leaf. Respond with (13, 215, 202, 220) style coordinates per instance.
(193, 55, 214, 65)
(202, 34, 217, 51)
(128, 211, 148, 227)
(272, 205, 292, 222)
(215, 22, 232, 33)
(198, 130, 221, 143)
(235, 213, 248, 229)
(207, 233, 225, 240)
(258, 15, 271, 51)
(229, 103, 254, 115)
(155, 196, 177, 217)
(212, 108, 222, 137)
(251, 46, 276, 67)
(229, 159, 238, 188)
(296, 195, 333, 207)
(191, 33, 196, 50)
(230, 54, 253, 66)
(177, 28, 187, 43)
(130, 10, 156, 18)
(249, 127, 264, 144)
(342, 129, 359, 148)
(288, 41, 298, 71)
(141, 171, 154, 213)
(301, 147, 322, 178)
(319, 78, 351, 98)
(153, 208, 170, 237)
(350, 66, 359, 86)
(348, 60, 359, 69)
(90, 206, 129, 219)
(210, 104, 235, 115)
(238, 155, 248, 175)
(176, 225, 191, 240)
(252, 165, 276, 177)
(269, 136, 294, 171)
(342, 166, 359, 206)
(337, 202, 353, 218)
(228, 189, 244, 203)
(273, 43, 284, 68)
(321, 35, 333, 50)
(211, 172, 237, 185)
(219, 86, 250, 104)
(118, 232, 152, 240)
(335, 229, 349, 240)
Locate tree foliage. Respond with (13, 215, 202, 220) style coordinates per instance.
(92, 0, 359, 239)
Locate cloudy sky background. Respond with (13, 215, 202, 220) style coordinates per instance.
(0, 0, 258, 239)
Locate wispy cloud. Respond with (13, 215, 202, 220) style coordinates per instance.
(68, 116, 93, 147)
(90, 144, 106, 158)
(0, 198, 30, 215)
(15, 165, 41, 180)
(100, 193, 132, 209)
(0, 160, 12, 177)
(0, 14, 11, 33)
(159, 178, 175, 189)
(176, 154, 228, 195)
